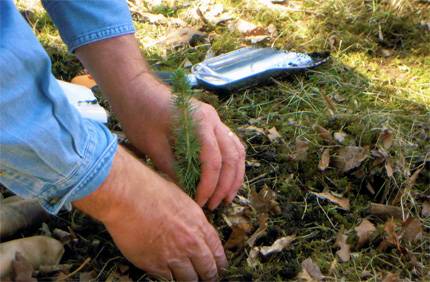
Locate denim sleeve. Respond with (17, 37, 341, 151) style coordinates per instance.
(0, 0, 117, 215)
(41, 0, 136, 53)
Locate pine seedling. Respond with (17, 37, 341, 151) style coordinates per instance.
(170, 69, 202, 198)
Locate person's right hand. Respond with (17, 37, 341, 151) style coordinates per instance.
(73, 146, 228, 281)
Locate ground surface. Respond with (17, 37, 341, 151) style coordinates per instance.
(8, 0, 430, 281)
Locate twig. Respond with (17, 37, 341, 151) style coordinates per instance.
(56, 257, 91, 281)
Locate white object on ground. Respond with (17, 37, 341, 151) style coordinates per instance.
(57, 80, 108, 124)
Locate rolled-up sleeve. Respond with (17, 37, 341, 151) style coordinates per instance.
(41, 0, 136, 53)
(0, 0, 122, 214)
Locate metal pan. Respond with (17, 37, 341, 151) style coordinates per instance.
(156, 47, 330, 94)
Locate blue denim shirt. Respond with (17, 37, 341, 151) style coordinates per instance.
(0, 0, 135, 214)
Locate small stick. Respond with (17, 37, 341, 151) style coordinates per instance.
(56, 257, 91, 281)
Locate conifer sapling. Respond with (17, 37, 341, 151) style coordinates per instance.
(170, 69, 202, 198)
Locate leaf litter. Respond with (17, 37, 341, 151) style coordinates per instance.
(11, 0, 430, 281)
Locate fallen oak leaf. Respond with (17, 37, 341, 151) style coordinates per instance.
(246, 247, 260, 268)
(378, 129, 394, 150)
(259, 234, 296, 256)
(318, 148, 330, 171)
(222, 202, 252, 226)
(316, 125, 332, 141)
(384, 219, 400, 250)
(297, 258, 325, 281)
(381, 272, 400, 282)
(310, 191, 350, 211)
(266, 127, 282, 142)
(401, 217, 422, 243)
(224, 223, 253, 249)
(355, 219, 376, 249)
(159, 27, 206, 48)
(422, 200, 430, 217)
(246, 213, 268, 247)
(250, 186, 281, 215)
(228, 18, 272, 43)
(333, 146, 369, 172)
(368, 203, 405, 220)
(333, 225, 350, 262)
(291, 139, 310, 161)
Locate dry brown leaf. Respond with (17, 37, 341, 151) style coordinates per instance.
(311, 191, 350, 211)
(228, 19, 271, 43)
(267, 23, 277, 37)
(246, 213, 268, 247)
(333, 225, 350, 262)
(381, 272, 400, 282)
(402, 217, 422, 243)
(408, 167, 423, 189)
(160, 28, 205, 47)
(291, 140, 310, 161)
(422, 200, 430, 217)
(355, 219, 376, 249)
(316, 125, 332, 141)
(249, 186, 281, 215)
(259, 234, 296, 256)
(222, 203, 252, 226)
(246, 247, 260, 268)
(376, 144, 390, 158)
(298, 258, 325, 281)
(318, 148, 330, 171)
(297, 267, 313, 281)
(385, 157, 394, 178)
(266, 127, 282, 142)
(193, 4, 233, 25)
(384, 219, 400, 249)
(240, 125, 266, 136)
(369, 203, 405, 220)
(224, 223, 252, 249)
(378, 129, 394, 149)
(334, 146, 369, 172)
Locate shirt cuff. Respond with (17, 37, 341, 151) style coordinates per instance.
(38, 120, 118, 215)
(41, 0, 136, 53)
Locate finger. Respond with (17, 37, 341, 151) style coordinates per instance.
(190, 245, 219, 282)
(204, 226, 228, 274)
(226, 134, 246, 202)
(206, 125, 240, 210)
(169, 258, 199, 282)
(194, 127, 222, 207)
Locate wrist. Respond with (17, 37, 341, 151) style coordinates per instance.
(72, 146, 149, 224)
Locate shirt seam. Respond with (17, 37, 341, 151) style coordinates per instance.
(67, 24, 136, 53)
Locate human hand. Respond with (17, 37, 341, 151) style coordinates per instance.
(111, 72, 245, 210)
(75, 35, 245, 210)
(73, 146, 228, 281)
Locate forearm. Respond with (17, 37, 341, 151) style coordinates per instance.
(73, 146, 143, 223)
(75, 35, 173, 140)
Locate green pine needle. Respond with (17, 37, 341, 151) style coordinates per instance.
(170, 69, 202, 198)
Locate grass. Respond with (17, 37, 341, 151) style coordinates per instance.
(9, 0, 430, 281)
